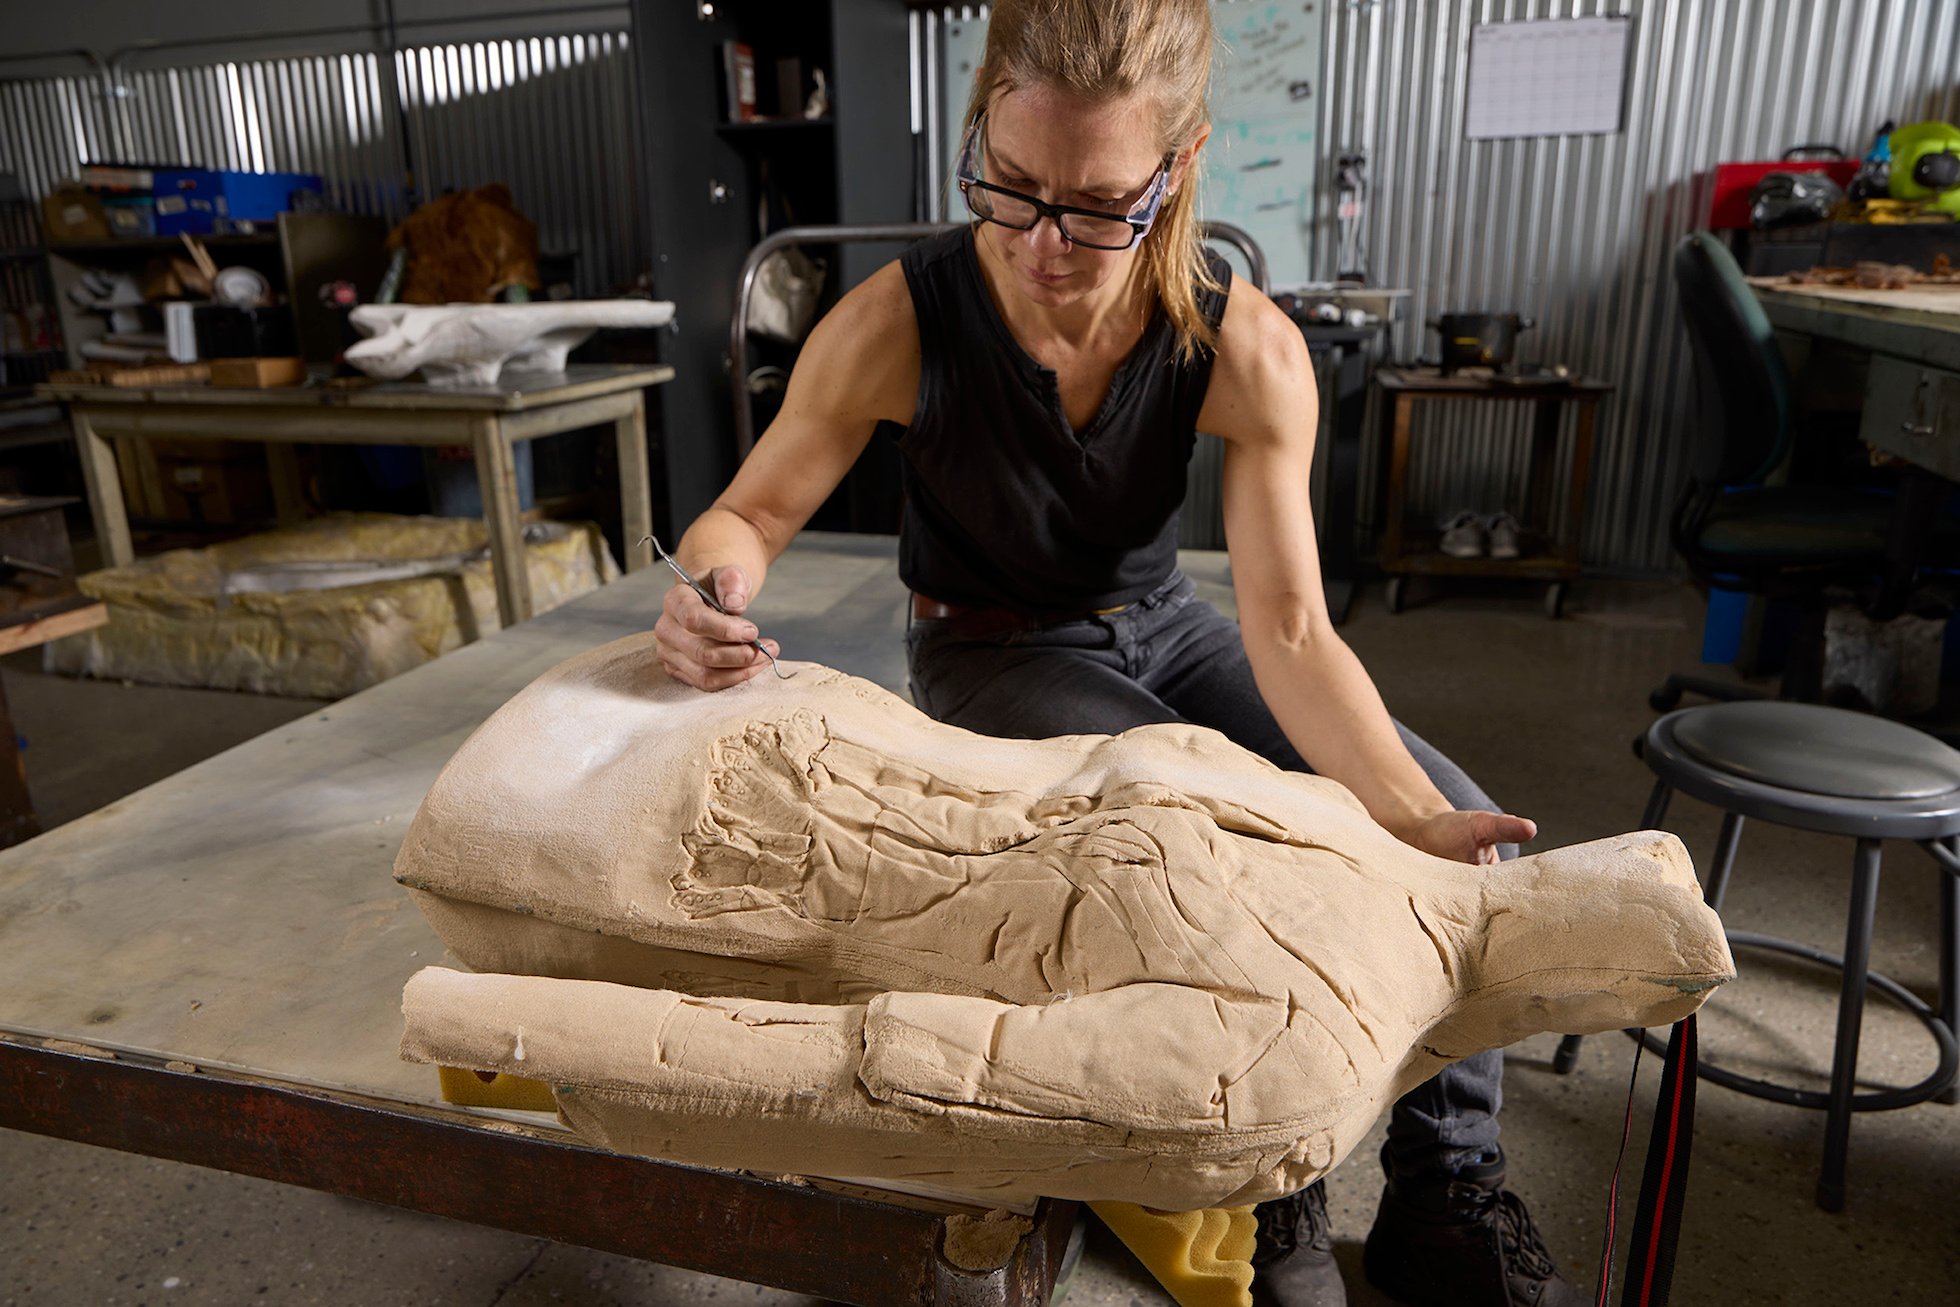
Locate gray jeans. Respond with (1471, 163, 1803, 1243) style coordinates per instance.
(905, 571, 1505, 1181)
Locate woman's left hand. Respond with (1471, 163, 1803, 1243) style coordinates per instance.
(1399, 809, 1538, 865)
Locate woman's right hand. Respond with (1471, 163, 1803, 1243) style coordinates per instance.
(652, 564, 780, 691)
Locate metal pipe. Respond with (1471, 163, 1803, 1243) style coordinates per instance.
(1202, 220, 1269, 296)
(729, 223, 957, 460)
(728, 220, 1273, 459)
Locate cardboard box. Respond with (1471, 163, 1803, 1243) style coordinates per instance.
(151, 449, 275, 526)
(41, 184, 111, 242)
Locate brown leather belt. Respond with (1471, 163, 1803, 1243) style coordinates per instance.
(910, 591, 1129, 638)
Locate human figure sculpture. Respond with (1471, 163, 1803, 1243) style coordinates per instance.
(396, 634, 1732, 1210)
(345, 301, 675, 388)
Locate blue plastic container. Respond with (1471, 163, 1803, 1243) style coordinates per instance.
(152, 168, 324, 234)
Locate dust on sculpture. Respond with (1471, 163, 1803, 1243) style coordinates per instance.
(395, 634, 1733, 1209)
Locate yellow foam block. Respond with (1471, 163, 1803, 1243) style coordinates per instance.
(436, 1064, 558, 1112)
(1088, 1201, 1257, 1307)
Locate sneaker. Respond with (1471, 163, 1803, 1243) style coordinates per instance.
(1251, 1180, 1346, 1307)
(1486, 512, 1523, 560)
(1439, 510, 1485, 559)
(1362, 1153, 1583, 1307)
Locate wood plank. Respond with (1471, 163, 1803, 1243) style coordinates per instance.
(0, 601, 107, 656)
(69, 408, 134, 567)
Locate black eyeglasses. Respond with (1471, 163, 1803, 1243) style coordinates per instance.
(954, 116, 1174, 252)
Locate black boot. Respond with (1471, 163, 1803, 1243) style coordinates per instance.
(1362, 1153, 1583, 1307)
(1251, 1179, 1346, 1307)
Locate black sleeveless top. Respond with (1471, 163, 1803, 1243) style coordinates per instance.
(895, 225, 1231, 613)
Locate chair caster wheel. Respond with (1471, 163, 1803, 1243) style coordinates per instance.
(1545, 582, 1566, 619)
(1649, 686, 1682, 712)
(1386, 576, 1406, 614)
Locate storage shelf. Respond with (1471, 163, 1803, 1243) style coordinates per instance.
(715, 116, 834, 133)
(47, 233, 279, 257)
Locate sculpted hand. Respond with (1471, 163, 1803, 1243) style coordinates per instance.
(1400, 808, 1538, 866)
(651, 564, 779, 691)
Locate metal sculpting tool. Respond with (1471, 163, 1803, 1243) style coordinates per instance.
(641, 535, 793, 678)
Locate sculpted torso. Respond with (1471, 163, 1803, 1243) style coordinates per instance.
(397, 634, 1731, 1208)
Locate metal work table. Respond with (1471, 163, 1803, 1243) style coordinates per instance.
(0, 534, 1243, 1305)
(40, 363, 674, 628)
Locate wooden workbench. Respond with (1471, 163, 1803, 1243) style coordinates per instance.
(0, 533, 1245, 1306)
(40, 364, 674, 629)
(1752, 280, 1960, 477)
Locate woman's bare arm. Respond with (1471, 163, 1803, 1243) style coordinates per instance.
(655, 261, 920, 689)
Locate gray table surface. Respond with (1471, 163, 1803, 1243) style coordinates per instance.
(0, 533, 1232, 1107)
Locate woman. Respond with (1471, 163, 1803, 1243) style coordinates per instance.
(654, 3, 1577, 1305)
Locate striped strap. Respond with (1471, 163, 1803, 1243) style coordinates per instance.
(1619, 1015, 1699, 1307)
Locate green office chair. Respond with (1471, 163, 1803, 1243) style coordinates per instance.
(1648, 232, 1897, 710)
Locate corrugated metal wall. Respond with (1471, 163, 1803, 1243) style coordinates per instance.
(916, 1, 1960, 571)
(1319, 0, 1960, 571)
(0, 30, 643, 298)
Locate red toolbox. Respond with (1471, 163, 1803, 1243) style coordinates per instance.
(1707, 153, 1858, 229)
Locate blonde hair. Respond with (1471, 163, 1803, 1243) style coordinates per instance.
(964, 0, 1221, 361)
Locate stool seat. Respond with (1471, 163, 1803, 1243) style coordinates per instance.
(1672, 701, 1960, 801)
(1556, 700, 1960, 1212)
(1646, 704, 1960, 841)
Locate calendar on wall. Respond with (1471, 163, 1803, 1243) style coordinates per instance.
(1465, 16, 1631, 141)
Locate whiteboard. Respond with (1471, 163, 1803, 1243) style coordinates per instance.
(1465, 17, 1630, 141)
(1203, 0, 1321, 287)
(933, 1, 1323, 287)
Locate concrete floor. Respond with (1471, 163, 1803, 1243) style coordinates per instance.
(3, 571, 1957, 1305)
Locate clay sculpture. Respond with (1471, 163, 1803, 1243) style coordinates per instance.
(395, 634, 1732, 1209)
(345, 300, 675, 388)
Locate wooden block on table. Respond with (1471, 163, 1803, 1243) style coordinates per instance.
(49, 363, 212, 388)
(210, 357, 308, 389)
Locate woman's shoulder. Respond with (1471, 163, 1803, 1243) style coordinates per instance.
(798, 260, 921, 425)
(1196, 276, 1315, 440)
(1211, 276, 1309, 375)
(817, 259, 918, 347)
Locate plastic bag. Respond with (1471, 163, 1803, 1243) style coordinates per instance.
(748, 245, 826, 344)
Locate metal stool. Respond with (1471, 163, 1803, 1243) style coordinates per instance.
(1552, 701, 1960, 1212)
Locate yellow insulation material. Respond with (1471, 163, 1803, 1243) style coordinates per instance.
(46, 513, 619, 699)
(1089, 1201, 1258, 1307)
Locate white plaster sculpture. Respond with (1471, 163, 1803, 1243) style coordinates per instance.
(345, 300, 675, 388)
(396, 635, 1732, 1209)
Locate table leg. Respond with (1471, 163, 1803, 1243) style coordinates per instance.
(615, 392, 654, 572)
(0, 678, 40, 850)
(1380, 394, 1414, 568)
(1526, 398, 1562, 540)
(69, 407, 134, 568)
(1562, 400, 1599, 569)
(473, 417, 533, 628)
(1316, 345, 1368, 626)
(265, 443, 307, 527)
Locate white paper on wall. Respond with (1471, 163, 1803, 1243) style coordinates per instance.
(1465, 16, 1630, 141)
